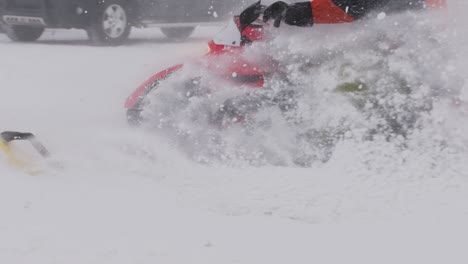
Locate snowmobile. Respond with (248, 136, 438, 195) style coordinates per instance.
(123, 1, 460, 166)
(124, 1, 277, 128)
(0, 131, 50, 173)
(122, 1, 390, 164)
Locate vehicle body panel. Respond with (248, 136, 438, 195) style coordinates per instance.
(0, 0, 245, 29)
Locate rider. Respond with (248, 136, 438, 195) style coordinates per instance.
(263, 0, 447, 27)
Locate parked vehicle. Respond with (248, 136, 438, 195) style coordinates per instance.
(0, 0, 244, 45)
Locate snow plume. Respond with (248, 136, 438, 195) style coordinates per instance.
(258, 11, 468, 174)
(142, 10, 468, 174)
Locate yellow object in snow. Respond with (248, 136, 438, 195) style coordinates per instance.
(0, 139, 29, 169)
(0, 131, 50, 174)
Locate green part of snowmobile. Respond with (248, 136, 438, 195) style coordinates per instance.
(335, 82, 368, 93)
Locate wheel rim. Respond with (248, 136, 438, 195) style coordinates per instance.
(102, 4, 127, 38)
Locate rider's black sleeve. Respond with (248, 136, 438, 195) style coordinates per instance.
(281, 0, 437, 26)
(331, 0, 427, 19)
(284, 2, 314, 26)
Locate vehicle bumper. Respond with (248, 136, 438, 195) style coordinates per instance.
(0, 0, 98, 29)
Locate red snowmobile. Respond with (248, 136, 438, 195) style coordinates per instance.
(124, 1, 285, 127)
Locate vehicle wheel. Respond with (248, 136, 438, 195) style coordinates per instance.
(87, 0, 131, 45)
(160, 27, 195, 40)
(3, 25, 44, 42)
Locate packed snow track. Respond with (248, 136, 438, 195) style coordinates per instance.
(1, 5, 468, 263)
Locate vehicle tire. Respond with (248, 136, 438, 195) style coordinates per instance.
(160, 27, 195, 40)
(3, 25, 44, 42)
(87, 0, 131, 45)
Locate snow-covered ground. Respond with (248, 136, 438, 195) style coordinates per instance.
(2, 2, 468, 263)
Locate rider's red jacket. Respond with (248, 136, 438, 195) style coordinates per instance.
(284, 0, 447, 26)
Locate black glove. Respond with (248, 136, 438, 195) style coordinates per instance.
(264, 1, 314, 27)
(263, 1, 290, 27)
